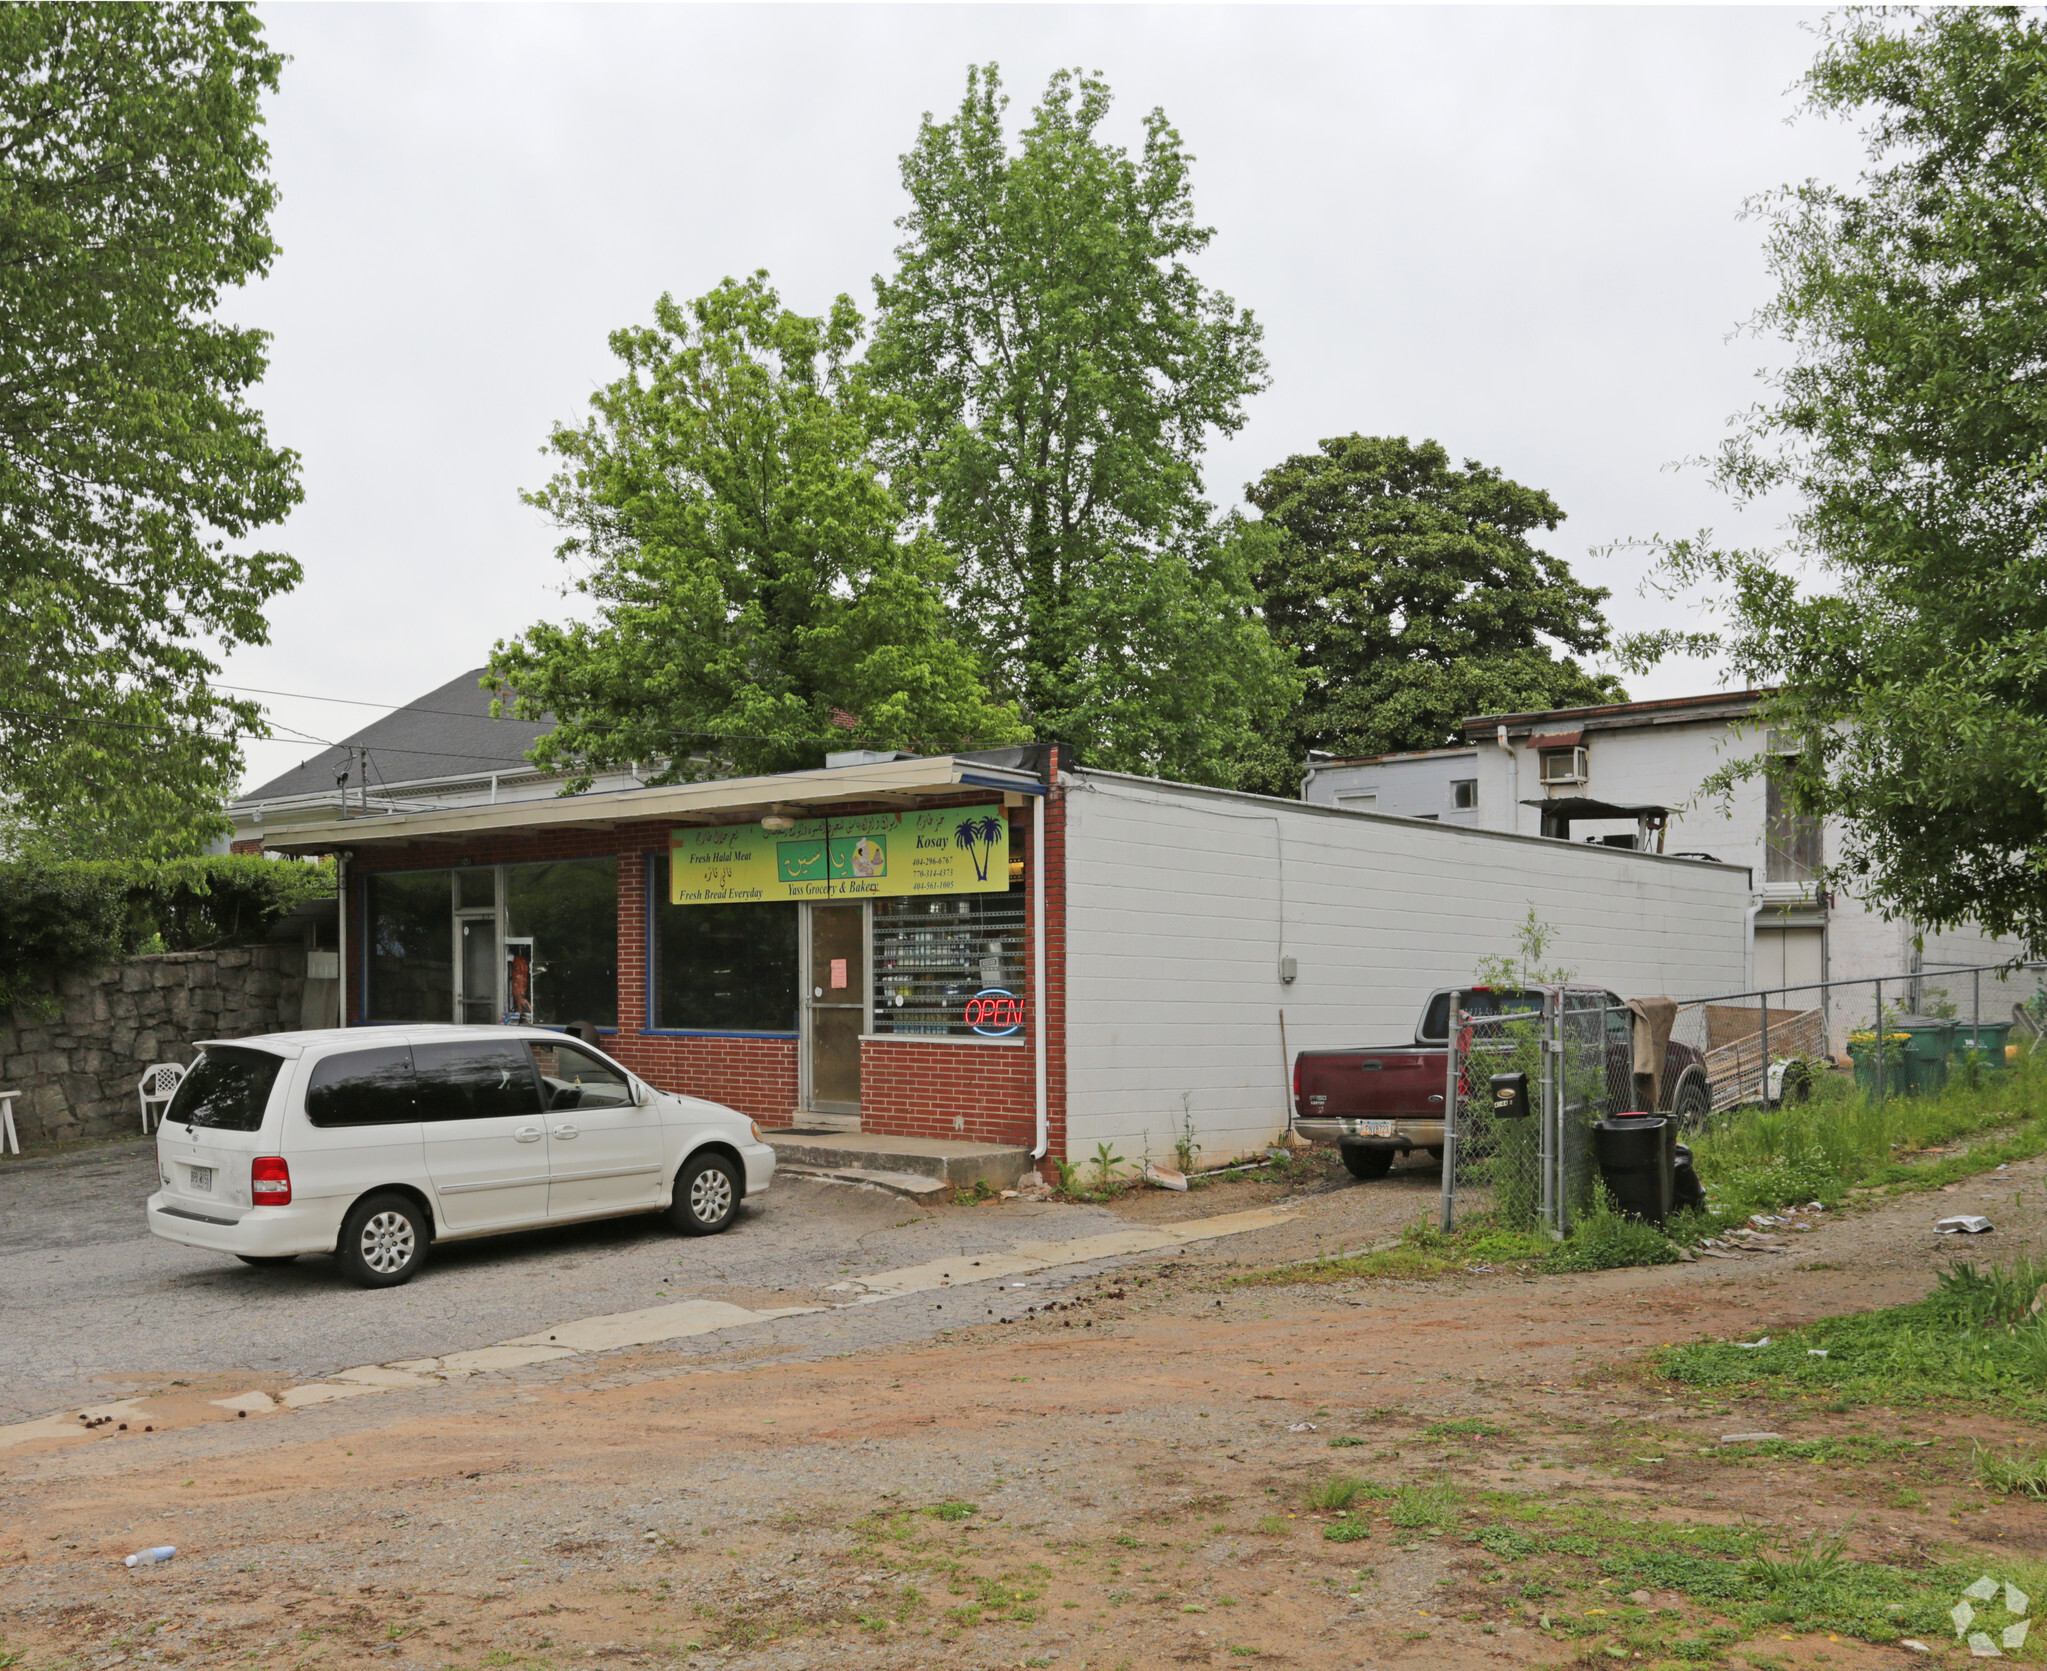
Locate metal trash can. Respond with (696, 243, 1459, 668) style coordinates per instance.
(1592, 1111, 1676, 1226)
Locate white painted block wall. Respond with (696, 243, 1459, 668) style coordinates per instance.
(1062, 771, 1754, 1166)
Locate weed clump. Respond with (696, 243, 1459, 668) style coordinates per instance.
(1544, 1186, 1682, 1273)
(1975, 1443, 2047, 1498)
(1304, 1476, 1363, 1512)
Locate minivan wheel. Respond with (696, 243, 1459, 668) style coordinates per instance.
(235, 1254, 297, 1268)
(1340, 1146, 1394, 1181)
(338, 1193, 429, 1288)
(668, 1153, 741, 1236)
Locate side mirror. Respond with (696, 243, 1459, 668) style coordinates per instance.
(632, 1078, 653, 1107)
(1489, 1071, 1531, 1120)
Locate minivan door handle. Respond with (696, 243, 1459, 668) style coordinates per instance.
(550, 1123, 580, 1140)
(513, 1125, 544, 1143)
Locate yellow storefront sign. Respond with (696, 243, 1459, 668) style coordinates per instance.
(670, 806, 1011, 905)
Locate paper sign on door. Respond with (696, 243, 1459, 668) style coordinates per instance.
(829, 958, 848, 989)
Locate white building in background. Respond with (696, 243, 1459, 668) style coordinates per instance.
(1300, 688, 2032, 1015)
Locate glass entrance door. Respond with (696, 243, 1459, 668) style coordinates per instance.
(804, 903, 864, 1115)
(457, 915, 500, 1024)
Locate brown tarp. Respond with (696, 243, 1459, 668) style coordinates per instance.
(1626, 996, 1678, 1111)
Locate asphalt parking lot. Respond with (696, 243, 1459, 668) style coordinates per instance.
(0, 1138, 1140, 1423)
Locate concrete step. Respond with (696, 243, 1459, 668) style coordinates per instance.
(765, 1131, 1032, 1191)
(788, 1167, 950, 1201)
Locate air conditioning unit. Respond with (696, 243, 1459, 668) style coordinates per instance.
(1538, 745, 1587, 786)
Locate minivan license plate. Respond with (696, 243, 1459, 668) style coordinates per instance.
(1360, 1120, 1395, 1137)
(188, 1166, 213, 1192)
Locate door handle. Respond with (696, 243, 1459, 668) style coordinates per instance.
(513, 1125, 544, 1142)
(551, 1123, 580, 1140)
(1427, 1094, 1444, 1103)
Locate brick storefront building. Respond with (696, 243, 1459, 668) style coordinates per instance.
(266, 744, 1753, 1171)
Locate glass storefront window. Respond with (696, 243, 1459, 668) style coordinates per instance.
(505, 858, 618, 1028)
(366, 870, 454, 1022)
(652, 855, 799, 1033)
(871, 892, 1027, 1038)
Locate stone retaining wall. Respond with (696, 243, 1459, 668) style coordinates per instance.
(2, 947, 307, 1149)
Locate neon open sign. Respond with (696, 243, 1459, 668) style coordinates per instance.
(964, 988, 1025, 1037)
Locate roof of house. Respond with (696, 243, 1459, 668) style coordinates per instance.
(235, 668, 551, 806)
(1461, 687, 1775, 736)
(1304, 743, 1478, 770)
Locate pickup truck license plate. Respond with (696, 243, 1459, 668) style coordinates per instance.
(188, 1165, 213, 1192)
(1360, 1120, 1395, 1137)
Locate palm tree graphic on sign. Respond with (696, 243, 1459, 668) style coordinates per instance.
(953, 815, 1005, 882)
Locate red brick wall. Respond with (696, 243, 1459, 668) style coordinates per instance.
(333, 772, 1071, 1156)
(859, 1039, 1033, 1144)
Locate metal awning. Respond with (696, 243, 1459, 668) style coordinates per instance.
(263, 753, 1047, 856)
(1517, 797, 1668, 820)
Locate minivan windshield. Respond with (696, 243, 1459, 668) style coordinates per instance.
(162, 1046, 284, 1132)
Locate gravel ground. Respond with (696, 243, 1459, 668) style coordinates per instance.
(0, 1137, 1194, 1423)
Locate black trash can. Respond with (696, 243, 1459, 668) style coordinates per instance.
(1593, 1111, 1676, 1226)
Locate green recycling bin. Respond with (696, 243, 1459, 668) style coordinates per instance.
(1849, 1017, 1952, 1097)
(1950, 1021, 2014, 1072)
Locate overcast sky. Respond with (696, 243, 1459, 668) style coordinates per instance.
(224, 3, 1865, 795)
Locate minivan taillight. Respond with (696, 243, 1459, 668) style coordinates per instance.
(251, 1156, 291, 1206)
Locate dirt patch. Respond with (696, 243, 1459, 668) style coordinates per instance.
(4, 1160, 2043, 1669)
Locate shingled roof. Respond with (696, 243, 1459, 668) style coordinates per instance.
(235, 668, 553, 805)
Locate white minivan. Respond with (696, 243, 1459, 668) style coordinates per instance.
(146, 1026, 777, 1288)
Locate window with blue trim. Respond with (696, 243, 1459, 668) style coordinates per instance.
(651, 855, 799, 1033)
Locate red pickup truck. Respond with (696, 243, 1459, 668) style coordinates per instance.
(1291, 987, 1711, 1180)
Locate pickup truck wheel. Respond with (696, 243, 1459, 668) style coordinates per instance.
(1340, 1146, 1394, 1181)
(1671, 1070, 1712, 1132)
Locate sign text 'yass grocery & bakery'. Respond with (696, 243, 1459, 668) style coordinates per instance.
(670, 807, 1011, 905)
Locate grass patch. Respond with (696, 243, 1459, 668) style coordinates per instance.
(1451, 1493, 2042, 1650)
(1425, 1418, 1507, 1440)
(1389, 1481, 1462, 1531)
(925, 1501, 978, 1522)
(1658, 1258, 2047, 1412)
(1685, 1046, 2047, 1227)
(1234, 1213, 1551, 1286)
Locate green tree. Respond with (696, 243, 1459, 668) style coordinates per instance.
(490, 275, 1023, 785)
(1247, 435, 1621, 771)
(1623, 9, 2047, 956)
(868, 64, 1296, 786)
(0, 4, 301, 858)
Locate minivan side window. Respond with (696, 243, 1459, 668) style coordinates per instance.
(162, 1047, 284, 1132)
(305, 1046, 417, 1127)
(412, 1038, 544, 1121)
(528, 1039, 634, 1111)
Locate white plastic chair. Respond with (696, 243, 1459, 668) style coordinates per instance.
(138, 1063, 186, 1133)
(0, 1090, 18, 1156)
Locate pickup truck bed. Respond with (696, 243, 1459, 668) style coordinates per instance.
(1292, 987, 1710, 1180)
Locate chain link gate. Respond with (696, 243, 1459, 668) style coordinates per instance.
(1442, 985, 1616, 1236)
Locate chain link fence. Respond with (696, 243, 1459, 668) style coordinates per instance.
(1442, 986, 1616, 1236)
(1663, 960, 2047, 1124)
